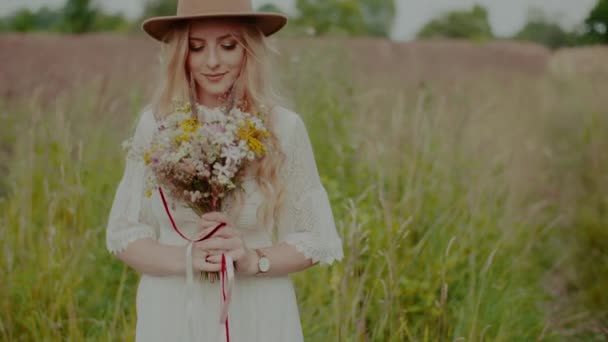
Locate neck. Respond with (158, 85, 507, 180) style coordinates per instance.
(198, 91, 224, 109)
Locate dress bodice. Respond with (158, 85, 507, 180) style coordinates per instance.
(106, 105, 343, 265)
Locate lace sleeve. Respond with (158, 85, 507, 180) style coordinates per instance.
(276, 114, 344, 265)
(106, 109, 159, 255)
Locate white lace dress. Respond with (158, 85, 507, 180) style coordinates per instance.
(105, 106, 344, 341)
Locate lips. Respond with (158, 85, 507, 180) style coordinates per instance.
(204, 72, 227, 82)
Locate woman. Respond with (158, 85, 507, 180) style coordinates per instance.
(105, 0, 344, 341)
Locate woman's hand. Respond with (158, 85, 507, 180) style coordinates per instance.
(194, 212, 258, 276)
(191, 244, 222, 273)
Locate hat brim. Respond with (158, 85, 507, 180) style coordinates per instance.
(142, 12, 288, 42)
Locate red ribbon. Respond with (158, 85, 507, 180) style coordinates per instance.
(221, 255, 230, 341)
(158, 187, 231, 342)
(158, 187, 226, 242)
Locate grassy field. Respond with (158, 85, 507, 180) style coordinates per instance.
(0, 34, 607, 341)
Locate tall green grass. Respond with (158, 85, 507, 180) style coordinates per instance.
(1, 47, 606, 341)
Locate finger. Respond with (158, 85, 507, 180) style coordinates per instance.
(201, 213, 235, 229)
(195, 237, 232, 251)
(191, 249, 221, 272)
(198, 217, 224, 228)
(229, 237, 243, 249)
(205, 253, 234, 264)
(206, 249, 228, 257)
(196, 225, 220, 239)
(198, 220, 218, 230)
(202, 239, 241, 257)
(195, 261, 221, 272)
(206, 254, 221, 263)
(211, 237, 240, 250)
(207, 249, 245, 264)
(200, 211, 228, 222)
(198, 226, 240, 243)
(197, 220, 233, 239)
(196, 220, 231, 238)
(206, 226, 240, 239)
(192, 249, 214, 263)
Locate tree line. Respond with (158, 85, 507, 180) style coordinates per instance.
(0, 0, 606, 48)
(416, 3, 608, 48)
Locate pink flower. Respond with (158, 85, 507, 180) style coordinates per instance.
(209, 123, 226, 133)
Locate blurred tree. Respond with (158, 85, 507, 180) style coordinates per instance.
(584, 0, 608, 44)
(417, 5, 493, 40)
(515, 21, 577, 49)
(34, 7, 63, 30)
(257, 4, 284, 14)
(295, 0, 366, 36)
(142, 0, 178, 18)
(294, 0, 394, 37)
(58, 0, 98, 33)
(0, 2, 130, 33)
(6, 9, 38, 32)
(360, 0, 396, 37)
(93, 13, 131, 32)
(514, 8, 578, 49)
(0, 7, 62, 32)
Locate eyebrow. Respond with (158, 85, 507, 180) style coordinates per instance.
(189, 34, 236, 42)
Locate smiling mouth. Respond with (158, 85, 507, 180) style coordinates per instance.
(204, 72, 227, 81)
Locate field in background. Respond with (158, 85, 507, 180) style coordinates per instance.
(0, 33, 607, 341)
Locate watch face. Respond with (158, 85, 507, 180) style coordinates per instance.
(259, 257, 270, 272)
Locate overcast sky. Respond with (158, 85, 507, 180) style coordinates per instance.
(0, 0, 598, 40)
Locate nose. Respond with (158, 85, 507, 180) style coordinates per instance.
(205, 47, 220, 70)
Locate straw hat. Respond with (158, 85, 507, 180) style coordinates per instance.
(142, 0, 288, 42)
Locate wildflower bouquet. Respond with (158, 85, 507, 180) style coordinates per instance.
(126, 101, 270, 215)
(122, 101, 268, 336)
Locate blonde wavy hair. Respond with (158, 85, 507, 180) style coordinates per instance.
(149, 19, 286, 228)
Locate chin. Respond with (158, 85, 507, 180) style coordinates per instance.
(201, 83, 232, 97)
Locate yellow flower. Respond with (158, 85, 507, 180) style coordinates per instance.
(174, 133, 190, 144)
(145, 189, 152, 197)
(248, 138, 265, 155)
(180, 118, 200, 133)
(177, 103, 192, 113)
(238, 121, 269, 156)
(144, 151, 152, 165)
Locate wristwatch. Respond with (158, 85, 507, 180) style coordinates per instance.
(255, 248, 270, 274)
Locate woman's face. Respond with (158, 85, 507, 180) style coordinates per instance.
(187, 20, 246, 106)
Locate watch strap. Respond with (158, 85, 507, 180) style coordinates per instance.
(254, 248, 266, 259)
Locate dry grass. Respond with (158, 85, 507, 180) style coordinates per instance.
(0, 34, 554, 99)
(1, 33, 607, 341)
